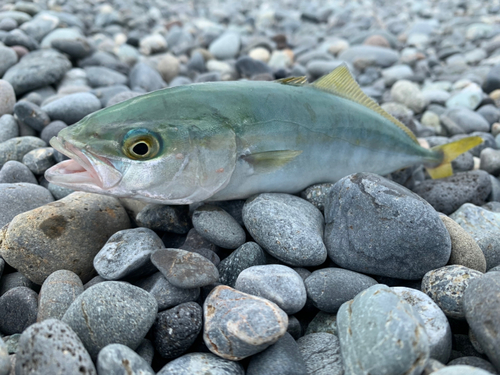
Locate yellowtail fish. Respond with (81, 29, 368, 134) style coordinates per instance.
(45, 64, 482, 204)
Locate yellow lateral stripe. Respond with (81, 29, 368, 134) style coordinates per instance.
(311, 64, 419, 144)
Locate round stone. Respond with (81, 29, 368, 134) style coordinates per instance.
(0, 114, 19, 143)
(84, 66, 128, 88)
(13, 100, 50, 132)
(129, 62, 166, 92)
(41, 92, 101, 125)
(0, 287, 38, 334)
(390, 80, 427, 113)
(217, 242, 267, 288)
(448, 357, 498, 374)
(209, 32, 241, 60)
(97, 343, 154, 375)
(431, 365, 495, 375)
(0, 136, 47, 168)
(0, 46, 17, 78)
(0, 80, 15, 116)
(157, 352, 244, 375)
(0, 160, 37, 184)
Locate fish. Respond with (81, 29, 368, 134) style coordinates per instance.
(45, 64, 482, 205)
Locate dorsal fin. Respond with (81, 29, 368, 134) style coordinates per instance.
(275, 76, 307, 86)
(312, 64, 418, 143)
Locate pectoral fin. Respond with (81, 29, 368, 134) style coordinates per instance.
(241, 150, 303, 174)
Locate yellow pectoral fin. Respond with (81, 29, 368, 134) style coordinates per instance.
(426, 136, 483, 179)
(242, 150, 303, 174)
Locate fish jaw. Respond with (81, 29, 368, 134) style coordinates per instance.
(45, 136, 124, 193)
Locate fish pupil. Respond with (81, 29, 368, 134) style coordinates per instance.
(133, 142, 149, 156)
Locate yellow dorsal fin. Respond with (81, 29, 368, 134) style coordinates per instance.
(312, 64, 418, 144)
(275, 76, 307, 86)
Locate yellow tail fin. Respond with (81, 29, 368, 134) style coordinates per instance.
(426, 136, 483, 179)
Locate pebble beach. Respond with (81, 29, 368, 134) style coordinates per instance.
(0, 0, 500, 374)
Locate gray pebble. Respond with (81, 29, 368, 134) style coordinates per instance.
(393, 286, 452, 363)
(203, 285, 288, 360)
(3, 49, 71, 96)
(325, 173, 451, 279)
(0, 46, 17, 78)
(287, 315, 302, 340)
(4, 29, 39, 51)
(480, 148, 500, 176)
(448, 357, 498, 374)
(152, 302, 202, 359)
(446, 107, 491, 133)
(136, 204, 190, 234)
(339, 45, 399, 68)
(19, 14, 58, 42)
(0, 337, 8, 375)
(247, 332, 307, 375)
(235, 264, 306, 314)
(432, 365, 495, 375)
(157, 352, 244, 375)
(297, 333, 343, 375)
(337, 284, 429, 375)
(37, 270, 84, 321)
(62, 281, 158, 360)
(79, 51, 129, 75)
(0, 136, 47, 168)
(40, 27, 83, 49)
(22, 147, 55, 175)
(135, 339, 154, 366)
(0, 272, 38, 297)
(0, 182, 53, 228)
(300, 183, 335, 212)
(412, 170, 492, 215)
(47, 183, 74, 200)
(477, 104, 500, 126)
(91, 85, 130, 107)
(484, 64, 500, 94)
(0, 160, 37, 184)
(169, 76, 192, 87)
(41, 92, 101, 125)
(243, 193, 327, 266)
(304, 268, 377, 313)
(84, 66, 128, 88)
(217, 242, 266, 287)
(0, 192, 130, 284)
(0, 80, 15, 117)
(450, 203, 500, 270)
(135, 272, 200, 311)
(16, 319, 96, 375)
(422, 265, 483, 319)
(193, 205, 246, 249)
(13, 100, 50, 132)
(129, 62, 166, 92)
(151, 248, 219, 288)
(94, 227, 162, 281)
(51, 38, 92, 60)
(0, 17, 17, 31)
(464, 272, 500, 370)
(209, 32, 241, 60)
(97, 343, 154, 375)
(0, 287, 38, 335)
(106, 91, 143, 107)
(0, 115, 19, 143)
(235, 56, 272, 79)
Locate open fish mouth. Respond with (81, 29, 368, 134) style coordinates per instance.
(45, 136, 123, 190)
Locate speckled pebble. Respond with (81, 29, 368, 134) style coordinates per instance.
(157, 352, 244, 375)
(97, 343, 154, 375)
(135, 204, 190, 234)
(0, 160, 37, 184)
(217, 242, 266, 287)
(297, 333, 343, 375)
(22, 147, 55, 175)
(0, 287, 38, 335)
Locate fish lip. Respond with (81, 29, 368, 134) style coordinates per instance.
(45, 136, 122, 190)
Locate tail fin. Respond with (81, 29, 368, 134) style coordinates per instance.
(426, 136, 483, 179)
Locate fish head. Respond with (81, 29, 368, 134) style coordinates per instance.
(45, 99, 237, 204)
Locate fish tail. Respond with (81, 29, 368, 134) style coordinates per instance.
(426, 136, 483, 179)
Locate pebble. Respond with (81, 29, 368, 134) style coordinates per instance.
(0, 287, 37, 335)
(393, 287, 452, 363)
(0, 272, 38, 297)
(297, 333, 343, 375)
(247, 332, 307, 375)
(0, 81, 15, 117)
(13, 101, 50, 132)
(325, 173, 451, 279)
(483, 64, 500, 94)
(40, 120, 67, 144)
(450, 203, 500, 270)
(107, 90, 142, 106)
(432, 365, 495, 375)
(94, 227, 162, 281)
(152, 301, 202, 359)
(97, 343, 154, 375)
(37, 269, 84, 321)
(0, 338, 8, 375)
(0, 192, 130, 284)
(337, 284, 429, 375)
(91, 85, 130, 107)
(47, 183, 73, 200)
(305, 311, 338, 336)
(0, 160, 37, 184)
(480, 148, 500, 176)
(4, 29, 39, 51)
(151, 248, 219, 288)
(338, 45, 399, 68)
(157, 352, 244, 375)
(157, 53, 180, 83)
(41, 92, 101, 125)
(136, 339, 154, 366)
(235, 265, 306, 315)
(235, 56, 272, 79)
(15, 319, 96, 374)
(0, 115, 19, 143)
(135, 204, 190, 234)
(0, 182, 53, 228)
(0, 46, 17, 78)
(243, 193, 327, 266)
(217, 242, 266, 287)
(477, 104, 500, 126)
(203, 285, 288, 360)
(304, 268, 378, 313)
(444, 108, 491, 133)
(139, 33, 168, 55)
(209, 32, 240, 60)
(448, 357, 498, 374)
(129, 62, 166, 92)
(412, 170, 492, 215)
(62, 281, 158, 359)
(22, 147, 55, 175)
(422, 265, 483, 320)
(192, 205, 246, 249)
(84, 66, 128, 88)
(440, 215, 487, 272)
(382, 64, 414, 86)
(446, 84, 484, 110)
(390, 79, 427, 113)
(463, 272, 500, 370)
(3, 49, 71, 96)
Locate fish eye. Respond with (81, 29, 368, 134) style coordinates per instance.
(123, 129, 161, 160)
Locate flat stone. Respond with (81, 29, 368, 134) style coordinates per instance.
(0, 160, 36, 184)
(151, 248, 219, 288)
(37, 269, 84, 321)
(243, 193, 327, 266)
(15, 319, 96, 374)
(84, 66, 128, 88)
(62, 281, 158, 360)
(0, 192, 130, 284)
(97, 343, 154, 375)
(203, 285, 288, 360)
(337, 284, 429, 375)
(217, 242, 267, 287)
(325, 173, 451, 279)
(152, 302, 202, 359)
(0, 115, 19, 143)
(297, 333, 343, 375)
(0, 46, 17, 78)
(157, 352, 244, 375)
(463, 272, 500, 371)
(0, 80, 15, 117)
(338, 45, 399, 68)
(41, 93, 101, 125)
(0, 287, 38, 335)
(304, 268, 378, 313)
(0, 136, 47, 168)
(422, 265, 484, 320)
(235, 265, 307, 315)
(444, 108, 491, 133)
(13, 100, 50, 132)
